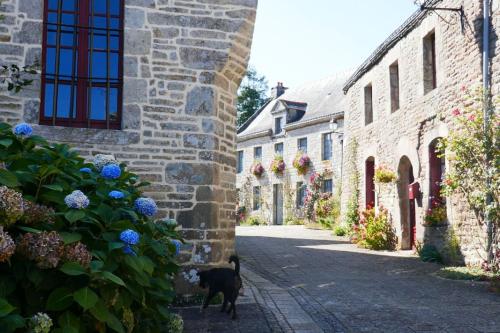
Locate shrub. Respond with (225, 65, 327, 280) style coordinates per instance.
(416, 243, 443, 263)
(0, 123, 182, 332)
(436, 266, 494, 281)
(285, 217, 306, 225)
(374, 164, 397, 184)
(355, 207, 397, 251)
(424, 199, 447, 226)
(315, 193, 340, 230)
(292, 153, 311, 176)
(241, 215, 267, 226)
(333, 225, 348, 237)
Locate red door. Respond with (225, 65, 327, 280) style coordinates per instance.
(409, 198, 416, 248)
(365, 159, 375, 208)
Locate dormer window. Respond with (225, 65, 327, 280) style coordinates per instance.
(274, 117, 283, 135)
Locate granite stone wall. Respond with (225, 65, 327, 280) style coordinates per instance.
(341, 0, 499, 265)
(0, 0, 257, 293)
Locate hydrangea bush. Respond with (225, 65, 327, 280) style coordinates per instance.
(0, 123, 182, 332)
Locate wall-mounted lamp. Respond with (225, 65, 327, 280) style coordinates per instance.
(414, 0, 465, 33)
(329, 119, 338, 132)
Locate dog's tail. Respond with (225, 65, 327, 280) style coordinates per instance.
(229, 255, 240, 276)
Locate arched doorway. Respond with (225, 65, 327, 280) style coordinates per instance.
(397, 156, 416, 249)
(365, 157, 375, 208)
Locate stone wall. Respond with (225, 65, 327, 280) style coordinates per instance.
(341, 0, 499, 265)
(0, 0, 257, 293)
(237, 118, 344, 223)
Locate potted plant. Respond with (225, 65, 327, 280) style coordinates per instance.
(251, 161, 265, 178)
(374, 164, 397, 183)
(293, 153, 311, 175)
(270, 155, 286, 175)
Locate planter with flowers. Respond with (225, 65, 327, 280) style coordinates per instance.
(374, 164, 397, 184)
(0, 122, 183, 332)
(423, 199, 448, 227)
(270, 155, 286, 176)
(293, 153, 311, 176)
(250, 161, 265, 178)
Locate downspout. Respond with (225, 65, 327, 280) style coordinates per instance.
(482, 0, 493, 262)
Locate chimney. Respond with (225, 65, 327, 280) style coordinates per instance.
(271, 82, 287, 99)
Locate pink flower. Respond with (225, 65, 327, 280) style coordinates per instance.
(461, 85, 466, 92)
(467, 114, 476, 121)
(452, 109, 461, 116)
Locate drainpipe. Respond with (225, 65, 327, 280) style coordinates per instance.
(482, 0, 493, 263)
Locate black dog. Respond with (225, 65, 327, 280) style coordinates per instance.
(197, 255, 242, 319)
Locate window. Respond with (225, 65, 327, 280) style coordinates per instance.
(274, 117, 282, 135)
(298, 137, 307, 153)
(322, 179, 333, 193)
(322, 133, 333, 161)
(423, 31, 437, 94)
(390, 61, 400, 112)
(254, 146, 262, 160)
(364, 84, 373, 125)
(41, 0, 124, 129)
(237, 151, 244, 174)
(275, 143, 284, 156)
(253, 186, 261, 210)
(296, 182, 306, 208)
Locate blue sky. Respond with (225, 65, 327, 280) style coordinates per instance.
(249, 0, 419, 89)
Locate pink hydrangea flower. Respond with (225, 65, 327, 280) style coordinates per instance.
(452, 108, 461, 116)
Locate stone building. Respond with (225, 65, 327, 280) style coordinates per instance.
(236, 72, 348, 224)
(341, 0, 499, 264)
(0, 0, 257, 292)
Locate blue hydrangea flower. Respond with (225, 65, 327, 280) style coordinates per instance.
(122, 245, 137, 256)
(108, 190, 124, 199)
(13, 123, 33, 137)
(134, 197, 157, 217)
(101, 164, 121, 179)
(64, 190, 89, 209)
(79, 167, 92, 174)
(120, 229, 140, 245)
(171, 239, 182, 256)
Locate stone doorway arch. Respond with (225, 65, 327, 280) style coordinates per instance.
(397, 156, 416, 249)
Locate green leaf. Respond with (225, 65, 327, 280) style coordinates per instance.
(60, 262, 87, 276)
(0, 139, 13, 147)
(0, 169, 19, 187)
(105, 313, 125, 333)
(65, 210, 86, 223)
(100, 271, 126, 287)
(73, 287, 98, 310)
(46, 287, 73, 311)
(2, 314, 26, 331)
(0, 298, 15, 317)
(15, 226, 41, 233)
(42, 184, 64, 192)
(58, 311, 80, 333)
(108, 242, 124, 251)
(89, 300, 109, 322)
(59, 232, 82, 245)
(90, 260, 104, 273)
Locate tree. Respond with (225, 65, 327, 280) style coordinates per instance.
(237, 67, 269, 127)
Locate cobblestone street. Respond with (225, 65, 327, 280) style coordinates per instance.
(230, 226, 500, 333)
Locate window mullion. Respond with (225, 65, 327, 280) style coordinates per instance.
(106, 0, 111, 129)
(68, 0, 80, 124)
(87, 0, 95, 127)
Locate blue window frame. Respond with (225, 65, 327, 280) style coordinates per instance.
(298, 137, 307, 153)
(323, 133, 333, 161)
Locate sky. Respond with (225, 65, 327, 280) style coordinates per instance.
(249, 0, 419, 90)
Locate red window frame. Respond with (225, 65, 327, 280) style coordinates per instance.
(40, 0, 124, 129)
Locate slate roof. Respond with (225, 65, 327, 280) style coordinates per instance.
(343, 0, 441, 93)
(237, 70, 351, 139)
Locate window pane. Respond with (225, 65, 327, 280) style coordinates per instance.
(60, 32, 76, 46)
(92, 0, 107, 14)
(110, 0, 121, 15)
(47, 12, 57, 24)
(62, 0, 76, 11)
(45, 48, 56, 74)
(44, 83, 54, 117)
(89, 51, 106, 80)
(61, 13, 75, 25)
(110, 18, 120, 29)
(56, 84, 76, 118)
(90, 16, 107, 29)
(59, 48, 76, 76)
(48, 0, 59, 10)
(89, 87, 107, 120)
(109, 88, 118, 120)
